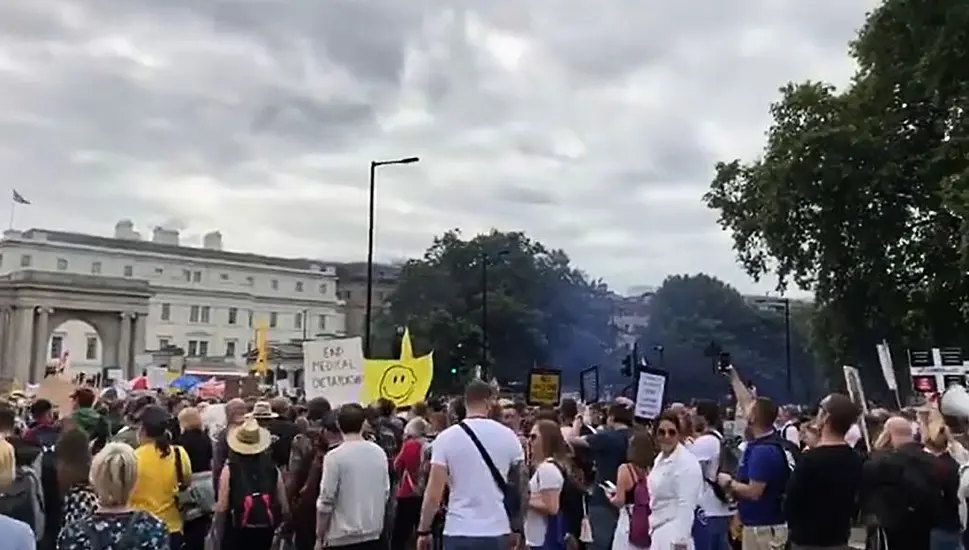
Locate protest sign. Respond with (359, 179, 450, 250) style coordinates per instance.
(303, 337, 365, 405)
(633, 366, 668, 421)
(580, 366, 600, 403)
(527, 368, 561, 406)
(361, 328, 433, 407)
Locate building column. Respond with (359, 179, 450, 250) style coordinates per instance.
(0, 306, 13, 378)
(132, 313, 147, 358)
(118, 312, 132, 378)
(33, 307, 52, 382)
(14, 307, 34, 384)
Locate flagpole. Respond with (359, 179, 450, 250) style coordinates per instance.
(7, 200, 15, 231)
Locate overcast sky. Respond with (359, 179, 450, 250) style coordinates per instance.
(0, 1, 877, 296)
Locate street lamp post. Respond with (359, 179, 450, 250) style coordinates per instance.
(783, 298, 792, 402)
(364, 156, 420, 357)
(480, 250, 509, 377)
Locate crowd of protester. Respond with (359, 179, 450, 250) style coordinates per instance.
(0, 366, 967, 550)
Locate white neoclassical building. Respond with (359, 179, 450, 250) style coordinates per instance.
(0, 220, 345, 382)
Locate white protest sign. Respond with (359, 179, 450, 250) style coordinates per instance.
(200, 403, 227, 441)
(633, 368, 668, 420)
(302, 337, 364, 405)
(146, 366, 168, 389)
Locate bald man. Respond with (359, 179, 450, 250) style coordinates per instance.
(877, 415, 914, 450)
(212, 398, 248, 497)
(862, 415, 936, 549)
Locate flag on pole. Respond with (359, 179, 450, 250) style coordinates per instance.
(12, 190, 29, 205)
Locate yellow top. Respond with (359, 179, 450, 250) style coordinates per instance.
(129, 443, 192, 533)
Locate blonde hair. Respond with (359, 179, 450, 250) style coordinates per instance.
(90, 443, 137, 506)
(924, 419, 950, 452)
(178, 407, 203, 431)
(0, 438, 14, 488)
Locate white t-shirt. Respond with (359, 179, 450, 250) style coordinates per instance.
(687, 433, 732, 517)
(431, 418, 525, 536)
(524, 460, 565, 547)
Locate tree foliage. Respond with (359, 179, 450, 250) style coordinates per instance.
(372, 230, 618, 391)
(703, 0, 969, 394)
(636, 274, 814, 403)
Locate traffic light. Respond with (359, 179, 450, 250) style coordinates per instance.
(620, 354, 632, 377)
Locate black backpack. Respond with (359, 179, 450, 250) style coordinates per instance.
(707, 431, 741, 503)
(747, 433, 800, 507)
(228, 457, 281, 530)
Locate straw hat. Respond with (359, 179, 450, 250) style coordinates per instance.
(250, 401, 278, 419)
(227, 416, 272, 455)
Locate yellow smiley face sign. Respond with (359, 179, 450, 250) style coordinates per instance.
(361, 328, 433, 407)
(379, 365, 418, 402)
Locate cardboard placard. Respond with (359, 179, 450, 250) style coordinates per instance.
(526, 368, 561, 406)
(579, 366, 600, 403)
(633, 366, 668, 421)
(34, 376, 78, 418)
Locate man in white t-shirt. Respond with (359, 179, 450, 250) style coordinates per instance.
(416, 380, 526, 550)
(688, 400, 733, 550)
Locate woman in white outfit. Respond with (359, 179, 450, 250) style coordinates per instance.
(648, 411, 703, 550)
(610, 428, 656, 550)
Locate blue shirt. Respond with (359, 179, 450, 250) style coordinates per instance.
(0, 514, 35, 550)
(736, 432, 788, 526)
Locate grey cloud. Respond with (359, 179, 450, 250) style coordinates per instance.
(0, 0, 880, 294)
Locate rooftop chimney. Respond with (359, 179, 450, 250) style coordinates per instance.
(202, 231, 223, 251)
(114, 219, 141, 240)
(152, 226, 180, 246)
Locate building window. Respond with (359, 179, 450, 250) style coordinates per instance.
(0, 254, 3, 267)
(245, 276, 254, 286)
(85, 336, 98, 360)
(198, 341, 209, 356)
(123, 265, 133, 277)
(319, 283, 328, 294)
(269, 312, 278, 328)
(271, 279, 279, 290)
(295, 281, 304, 292)
(154, 267, 164, 275)
(188, 340, 199, 356)
(192, 270, 202, 283)
(228, 307, 238, 325)
(220, 273, 229, 281)
(247, 310, 253, 327)
(189, 305, 200, 323)
(318, 315, 326, 331)
(20, 254, 31, 267)
(294, 313, 303, 330)
(183, 269, 191, 281)
(91, 261, 102, 274)
(161, 303, 171, 321)
(225, 340, 237, 357)
(200, 306, 211, 324)
(50, 335, 64, 359)
(158, 338, 171, 349)
(56, 258, 68, 271)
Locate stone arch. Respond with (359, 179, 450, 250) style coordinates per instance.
(0, 271, 153, 382)
(45, 312, 112, 373)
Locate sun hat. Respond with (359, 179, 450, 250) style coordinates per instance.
(227, 416, 272, 455)
(250, 401, 278, 419)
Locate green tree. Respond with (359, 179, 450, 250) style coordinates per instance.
(372, 229, 618, 392)
(636, 274, 813, 402)
(702, 0, 969, 395)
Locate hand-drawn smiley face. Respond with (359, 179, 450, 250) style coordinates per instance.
(379, 364, 418, 402)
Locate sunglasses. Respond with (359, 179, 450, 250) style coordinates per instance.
(656, 428, 678, 437)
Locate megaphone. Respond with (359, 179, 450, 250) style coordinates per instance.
(940, 385, 969, 418)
